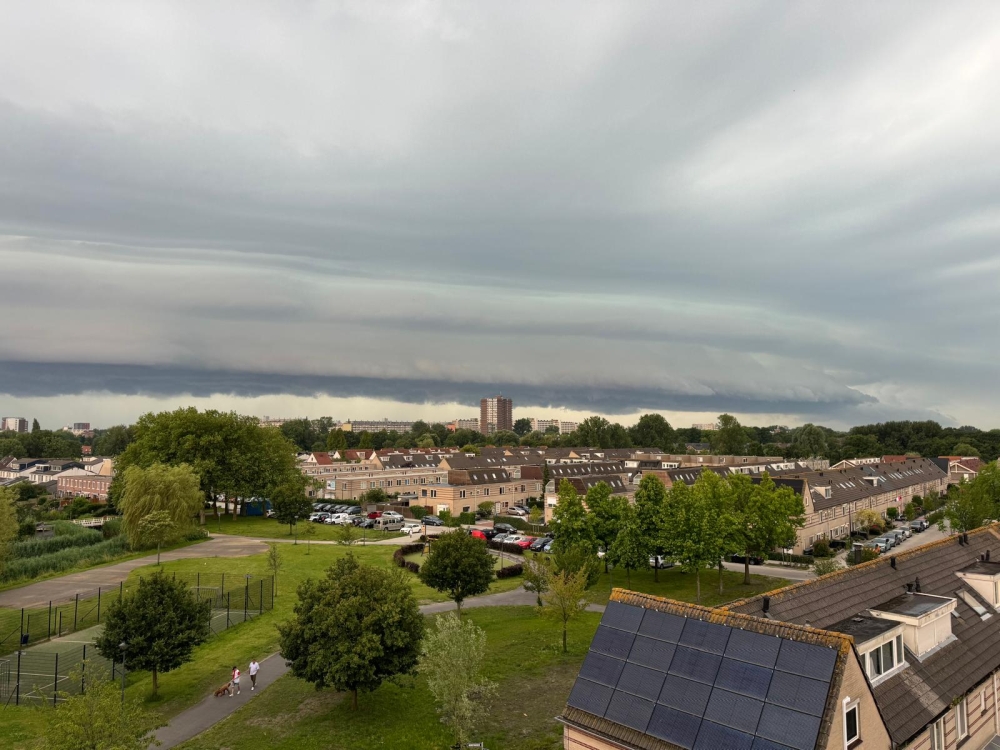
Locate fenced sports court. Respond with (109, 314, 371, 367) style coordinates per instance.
(0, 573, 274, 707)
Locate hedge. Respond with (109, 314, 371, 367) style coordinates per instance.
(1, 536, 131, 583)
(51, 520, 97, 537)
(926, 509, 945, 526)
(10, 528, 103, 559)
(392, 543, 424, 573)
(487, 540, 524, 556)
(766, 552, 813, 565)
(490, 515, 549, 533)
(496, 563, 523, 578)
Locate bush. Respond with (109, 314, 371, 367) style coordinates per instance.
(17, 520, 36, 539)
(886, 507, 898, 521)
(10, 528, 103, 559)
(457, 512, 476, 526)
(487, 541, 524, 556)
(811, 540, 831, 558)
(409, 506, 427, 520)
(101, 518, 122, 539)
(495, 563, 523, 579)
(183, 526, 209, 542)
(1, 536, 131, 583)
(813, 557, 843, 576)
(868, 524, 884, 536)
(51, 520, 96, 537)
(927, 509, 945, 526)
(392, 543, 424, 571)
(910, 495, 923, 508)
(766, 552, 813, 565)
(404, 561, 420, 574)
(848, 547, 880, 566)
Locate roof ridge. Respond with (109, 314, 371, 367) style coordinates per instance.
(724, 523, 1000, 610)
(610, 589, 852, 651)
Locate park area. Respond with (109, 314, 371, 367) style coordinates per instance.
(0, 533, 785, 750)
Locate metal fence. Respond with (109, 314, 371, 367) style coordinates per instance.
(0, 644, 115, 707)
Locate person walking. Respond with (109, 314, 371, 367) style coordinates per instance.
(231, 665, 241, 696)
(249, 659, 259, 691)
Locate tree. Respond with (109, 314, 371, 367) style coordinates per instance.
(587, 482, 628, 573)
(709, 414, 748, 455)
(730, 473, 804, 584)
(606, 505, 648, 587)
(576, 416, 612, 448)
(96, 571, 210, 695)
(416, 433, 437, 449)
(270, 479, 313, 536)
(943, 480, 993, 532)
(855, 509, 881, 534)
(360, 487, 389, 507)
(477, 501, 495, 519)
(513, 418, 533, 437)
(0, 487, 18, 578)
(813, 557, 843, 576)
(953, 442, 980, 457)
(419, 614, 497, 747)
(326, 428, 349, 452)
(93, 424, 134, 456)
(522, 554, 551, 607)
(44, 668, 162, 750)
(551, 480, 595, 555)
(661, 482, 715, 602)
(278, 554, 424, 709)
(634, 474, 668, 581)
(302, 522, 317, 553)
(118, 463, 203, 550)
(790, 424, 828, 458)
(419, 530, 495, 617)
(333, 522, 360, 546)
(542, 566, 589, 653)
(491, 430, 520, 447)
(460, 444, 481, 456)
(606, 423, 633, 449)
(31, 418, 40, 432)
(135, 510, 175, 565)
(266, 543, 284, 596)
(358, 431, 373, 449)
(629, 414, 675, 451)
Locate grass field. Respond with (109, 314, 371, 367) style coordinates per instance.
(207, 514, 404, 542)
(586, 564, 785, 607)
(177, 606, 603, 750)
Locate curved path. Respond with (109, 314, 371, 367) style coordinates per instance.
(0, 535, 267, 609)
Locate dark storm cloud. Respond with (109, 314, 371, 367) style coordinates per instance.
(1, 1, 999, 426)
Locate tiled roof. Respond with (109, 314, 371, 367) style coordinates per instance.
(727, 525, 1000, 745)
(780, 458, 946, 511)
(561, 590, 850, 750)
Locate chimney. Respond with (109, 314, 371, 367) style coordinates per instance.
(890, 556, 896, 569)
(988, 550, 991, 562)
(762, 596, 770, 614)
(905, 582, 913, 593)
(915, 577, 921, 593)
(959, 535, 966, 546)
(964, 533, 969, 544)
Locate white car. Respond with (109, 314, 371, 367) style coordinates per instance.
(506, 507, 527, 516)
(326, 513, 352, 525)
(401, 522, 423, 535)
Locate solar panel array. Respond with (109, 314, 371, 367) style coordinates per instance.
(567, 601, 838, 750)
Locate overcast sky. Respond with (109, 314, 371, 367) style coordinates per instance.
(1, 1, 999, 430)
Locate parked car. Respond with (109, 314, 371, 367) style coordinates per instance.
(373, 516, 404, 532)
(887, 529, 907, 545)
(329, 513, 353, 525)
(506, 507, 527, 516)
(542, 539, 555, 553)
(311, 513, 330, 523)
(356, 518, 376, 529)
(345, 506, 362, 515)
(494, 522, 517, 535)
(730, 554, 765, 566)
(864, 540, 886, 554)
(493, 534, 511, 544)
(468, 528, 487, 540)
(367, 511, 383, 519)
(423, 515, 444, 526)
(402, 522, 424, 535)
(512, 536, 534, 549)
(910, 519, 929, 532)
(477, 527, 499, 540)
(649, 556, 674, 569)
(871, 538, 892, 553)
(382, 510, 404, 520)
(528, 537, 549, 552)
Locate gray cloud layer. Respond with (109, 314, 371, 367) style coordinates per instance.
(1, 2, 998, 427)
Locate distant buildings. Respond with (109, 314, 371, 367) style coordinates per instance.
(341, 419, 415, 434)
(528, 418, 578, 435)
(447, 418, 481, 433)
(480, 395, 513, 435)
(1, 417, 28, 433)
(64, 422, 94, 437)
(691, 421, 718, 431)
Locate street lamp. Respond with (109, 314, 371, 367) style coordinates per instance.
(119, 642, 127, 706)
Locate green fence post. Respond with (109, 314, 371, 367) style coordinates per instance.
(81, 645, 86, 694)
(53, 653, 59, 707)
(47, 601, 52, 640)
(15, 649, 21, 706)
(97, 587, 101, 623)
(19, 608, 24, 649)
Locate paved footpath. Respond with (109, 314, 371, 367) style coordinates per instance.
(0, 536, 268, 609)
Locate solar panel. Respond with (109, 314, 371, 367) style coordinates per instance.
(604, 690, 655, 733)
(774, 640, 837, 682)
(715, 658, 773, 700)
(646, 704, 702, 749)
(591, 625, 636, 660)
(602, 601, 645, 633)
(766, 670, 830, 716)
(628, 635, 676, 671)
(668, 646, 723, 685)
(680, 618, 731, 654)
(755, 704, 822, 750)
(566, 678, 615, 717)
(617, 662, 667, 701)
(639, 609, 686, 643)
(693, 720, 755, 750)
(658, 674, 714, 717)
(578, 651, 626, 688)
(724, 628, 781, 668)
(704, 689, 764, 734)
(751, 738, 796, 750)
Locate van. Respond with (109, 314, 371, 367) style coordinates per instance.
(373, 517, 404, 532)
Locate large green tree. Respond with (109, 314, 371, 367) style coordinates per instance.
(606, 505, 648, 587)
(270, 476, 313, 535)
(790, 423, 828, 458)
(419, 614, 497, 747)
(551, 480, 596, 554)
(629, 414, 676, 451)
(118, 463, 203, 550)
(278, 554, 424, 709)
(419, 530, 495, 617)
(92, 424, 134, 456)
(513, 418, 533, 437)
(586, 482, 628, 572)
(943, 466, 998, 532)
(730, 473, 805, 584)
(634, 474, 668, 581)
(661, 482, 715, 602)
(96, 571, 211, 695)
(0, 487, 18, 577)
(709, 414, 748, 455)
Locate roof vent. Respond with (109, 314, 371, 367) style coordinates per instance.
(905, 582, 913, 593)
(915, 577, 922, 593)
(964, 533, 970, 544)
(851, 616, 864, 623)
(762, 596, 770, 614)
(959, 536, 966, 546)
(982, 554, 987, 562)
(988, 550, 991, 562)
(890, 556, 896, 569)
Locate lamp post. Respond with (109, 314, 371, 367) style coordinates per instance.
(245, 574, 252, 622)
(119, 642, 127, 706)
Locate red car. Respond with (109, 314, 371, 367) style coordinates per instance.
(367, 511, 383, 519)
(513, 536, 535, 549)
(469, 529, 487, 540)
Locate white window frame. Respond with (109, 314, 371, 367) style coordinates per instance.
(843, 697, 860, 748)
(956, 696, 968, 740)
(981, 689, 987, 715)
(930, 717, 945, 750)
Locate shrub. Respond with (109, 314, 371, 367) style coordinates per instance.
(910, 495, 923, 507)
(392, 543, 424, 571)
(811, 540, 831, 558)
(439, 509, 455, 527)
(10, 528, 103, 559)
(766, 551, 812, 565)
(868, 524, 884, 536)
(183, 527, 209, 542)
(17, 520, 36, 539)
(848, 547, 880, 566)
(495, 563, 524, 579)
(404, 561, 420, 574)
(1, 536, 131, 582)
(813, 557, 843, 576)
(409, 506, 427, 520)
(927, 509, 945, 526)
(487, 541, 524, 556)
(101, 518, 122, 539)
(51, 520, 95, 537)
(490, 515, 549, 533)
(886, 507, 898, 521)
(457, 512, 476, 526)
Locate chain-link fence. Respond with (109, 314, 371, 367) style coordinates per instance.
(0, 644, 115, 707)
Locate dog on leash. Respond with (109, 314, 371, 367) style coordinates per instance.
(214, 683, 231, 697)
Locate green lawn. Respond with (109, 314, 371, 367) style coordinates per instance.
(177, 606, 603, 750)
(586, 564, 786, 607)
(206, 514, 405, 542)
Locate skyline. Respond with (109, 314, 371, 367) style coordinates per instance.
(3, 3, 1000, 428)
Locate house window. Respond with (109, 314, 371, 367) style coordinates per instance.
(431, 490, 437, 499)
(844, 700, 859, 748)
(930, 718, 945, 750)
(459, 490, 466, 499)
(868, 648, 882, 677)
(957, 697, 968, 740)
(484, 488, 490, 496)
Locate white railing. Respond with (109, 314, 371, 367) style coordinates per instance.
(70, 516, 116, 527)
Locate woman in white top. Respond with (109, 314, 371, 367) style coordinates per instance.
(230, 666, 241, 695)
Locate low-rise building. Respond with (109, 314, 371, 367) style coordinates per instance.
(56, 472, 112, 503)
